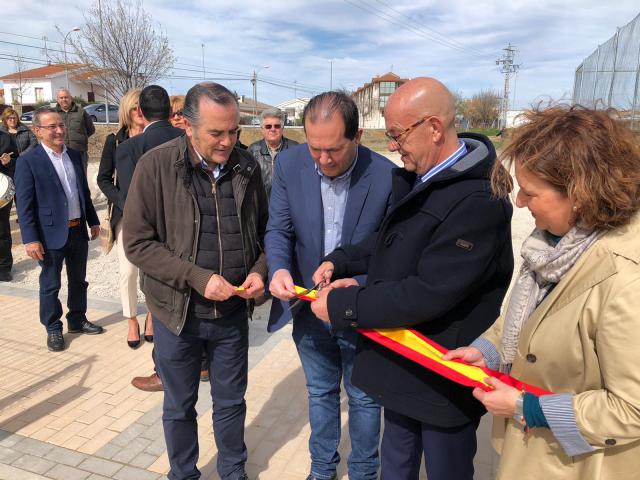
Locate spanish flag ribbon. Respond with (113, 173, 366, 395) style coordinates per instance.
(293, 285, 552, 395)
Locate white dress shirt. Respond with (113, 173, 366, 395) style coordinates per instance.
(42, 143, 82, 220)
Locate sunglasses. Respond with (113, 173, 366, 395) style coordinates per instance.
(263, 124, 281, 130)
(172, 110, 183, 117)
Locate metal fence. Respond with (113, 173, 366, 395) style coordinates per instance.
(573, 13, 640, 129)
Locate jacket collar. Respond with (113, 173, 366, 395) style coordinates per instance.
(518, 214, 640, 349)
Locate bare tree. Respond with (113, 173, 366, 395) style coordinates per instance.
(460, 89, 501, 129)
(68, 0, 175, 102)
(10, 53, 32, 112)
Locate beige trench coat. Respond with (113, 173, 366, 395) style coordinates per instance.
(482, 215, 640, 480)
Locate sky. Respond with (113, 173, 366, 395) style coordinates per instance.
(1, 0, 639, 109)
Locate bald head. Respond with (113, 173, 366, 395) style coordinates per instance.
(387, 77, 456, 131)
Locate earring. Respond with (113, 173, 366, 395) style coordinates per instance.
(572, 205, 578, 212)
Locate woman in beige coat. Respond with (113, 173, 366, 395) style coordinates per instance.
(446, 106, 640, 479)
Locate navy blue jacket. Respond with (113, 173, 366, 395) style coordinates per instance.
(325, 133, 514, 427)
(265, 143, 395, 332)
(15, 144, 99, 250)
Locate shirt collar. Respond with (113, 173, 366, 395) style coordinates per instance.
(143, 120, 161, 133)
(42, 143, 67, 157)
(417, 140, 467, 184)
(192, 143, 226, 176)
(314, 148, 359, 180)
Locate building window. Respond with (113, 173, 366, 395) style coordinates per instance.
(35, 88, 44, 103)
(379, 81, 396, 94)
(379, 95, 389, 108)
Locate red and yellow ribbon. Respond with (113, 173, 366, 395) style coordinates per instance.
(293, 285, 552, 395)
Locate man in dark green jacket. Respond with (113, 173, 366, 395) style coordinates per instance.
(56, 88, 95, 172)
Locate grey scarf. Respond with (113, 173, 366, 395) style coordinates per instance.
(500, 226, 601, 367)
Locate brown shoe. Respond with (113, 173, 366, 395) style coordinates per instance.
(131, 373, 163, 392)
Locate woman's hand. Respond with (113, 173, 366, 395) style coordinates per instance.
(473, 377, 521, 417)
(442, 346, 487, 368)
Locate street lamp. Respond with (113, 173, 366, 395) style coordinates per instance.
(251, 65, 270, 119)
(328, 59, 333, 90)
(63, 27, 81, 91)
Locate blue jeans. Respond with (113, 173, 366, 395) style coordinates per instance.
(154, 308, 249, 480)
(293, 314, 381, 480)
(38, 225, 88, 333)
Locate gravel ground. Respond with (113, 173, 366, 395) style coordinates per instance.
(7, 153, 533, 311)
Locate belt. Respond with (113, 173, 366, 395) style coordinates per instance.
(68, 218, 81, 227)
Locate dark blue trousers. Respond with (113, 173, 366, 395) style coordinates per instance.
(38, 225, 88, 333)
(154, 307, 249, 480)
(0, 201, 12, 273)
(380, 408, 479, 480)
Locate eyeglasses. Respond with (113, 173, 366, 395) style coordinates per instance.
(37, 123, 66, 131)
(263, 124, 282, 130)
(384, 115, 433, 146)
(172, 110, 183, 117)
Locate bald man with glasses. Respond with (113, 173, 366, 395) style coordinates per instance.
(247, 107, 298, 197)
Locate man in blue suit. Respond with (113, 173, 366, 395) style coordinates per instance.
(15, 106, 102, 352)
(266, 92, 395, 480)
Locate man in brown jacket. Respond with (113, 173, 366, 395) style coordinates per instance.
(123, 82, 268, 480)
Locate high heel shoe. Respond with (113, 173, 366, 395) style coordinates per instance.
(144, 313, 153, 343)
(127, 318, 141, 349)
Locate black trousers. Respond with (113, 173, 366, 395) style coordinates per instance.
(154, 307, 249, 480)
(380, 408, 480, 480)
(0, 200, 12, 273)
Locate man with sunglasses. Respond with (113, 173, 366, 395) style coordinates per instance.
(247, 107, 298, 197)
(15, 107, 103, 352)
(310, 78, 514, 480)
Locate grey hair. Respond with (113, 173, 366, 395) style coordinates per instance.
(56, 88, 71, 97)
(33, 106, 59, 126)
(260, 107, 284, 124)
(183, 82, 238, 127)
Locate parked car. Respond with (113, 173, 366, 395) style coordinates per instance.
(84, 103, 119, 123)
(20, 111, 34, 122)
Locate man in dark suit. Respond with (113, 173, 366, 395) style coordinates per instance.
(266, 92, 395, 480)
(115, 85, 184, 213)
(116, 85, 183, 392)
(311, 78, 514, 480)
(15, 106, 103, 352)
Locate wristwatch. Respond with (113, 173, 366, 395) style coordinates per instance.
(513, 390, 526, 425)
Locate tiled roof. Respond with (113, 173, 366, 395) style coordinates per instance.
(0, 63, 86, 81)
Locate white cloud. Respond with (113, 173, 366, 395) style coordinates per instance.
(1, 0, 639, 108)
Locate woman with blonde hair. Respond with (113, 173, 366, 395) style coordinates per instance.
(169, 95, 186, 129)
(97, 89, 152, 348)
(445, 106, 640, 479)
(0, 108, 37, 155)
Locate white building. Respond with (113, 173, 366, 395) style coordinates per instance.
(506, 110, 527, 129)
(275, 97, 310, 124)
(352, 72, 409, 129)
(0, 63, 107, 109)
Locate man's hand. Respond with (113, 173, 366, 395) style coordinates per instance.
(203, 274, 237, 301)
(25, 242, 45, 261)
(312, 261, 335, 286)
(236, 272, 265, 299)
(270, 269, 296, 301)
(90, 225, 100, 240)
(442, 346, 487, 368)
(472, 377, 521, 418)
(310, 287, 330, 323)
(0, 153, 11, 166)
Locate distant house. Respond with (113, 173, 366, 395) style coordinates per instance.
(352, 72, 409, 128)
(237, 95, 274, 122)
(0, 63, 108, 110)
(275, 97, 310, 124)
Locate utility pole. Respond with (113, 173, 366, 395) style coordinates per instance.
(251, 65, 269, 119)
(201, 43, 205, 79)
(329, 59, 333, 90)
(496, 44, 519, 129)
(294, 80, 297, 99)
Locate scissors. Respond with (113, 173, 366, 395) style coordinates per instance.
(288, 282, 322, 310)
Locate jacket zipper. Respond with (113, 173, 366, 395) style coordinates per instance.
(211, 176, 223, 319)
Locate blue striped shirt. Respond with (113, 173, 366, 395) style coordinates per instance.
(416, 140, 467, 186)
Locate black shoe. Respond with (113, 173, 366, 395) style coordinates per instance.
(143, 313, 153, 343)
(47, 331, 65, 351)
(306, 474, 336, 480)
(0, 271, 12, 282)
(128, 326, 141, 349)
(68, 320, 104, 335)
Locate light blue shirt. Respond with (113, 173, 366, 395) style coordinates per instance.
(416, 140, 467, 186)
(316, 152, 358, 257)
(42, 143, 81, 220)
(193, 146, 225, 179)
